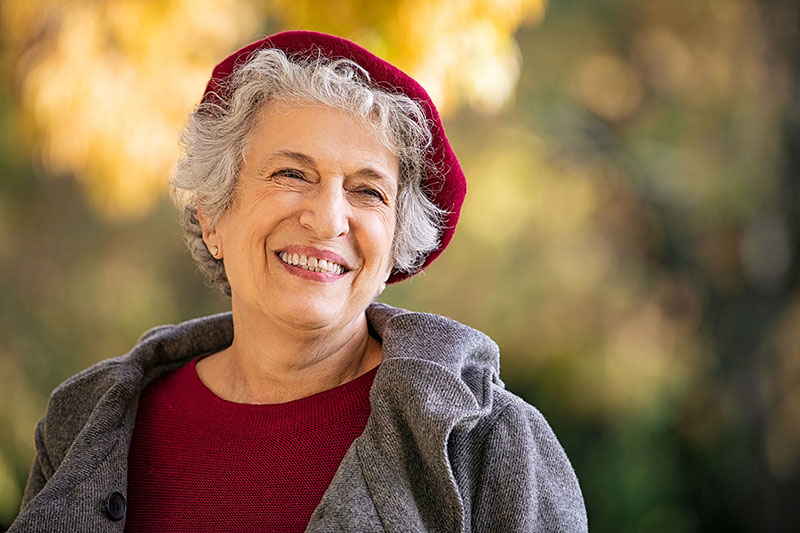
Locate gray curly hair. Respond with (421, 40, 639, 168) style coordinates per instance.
(171, 48, 445, 295)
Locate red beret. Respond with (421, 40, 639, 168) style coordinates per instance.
(202, 30, 466, 283)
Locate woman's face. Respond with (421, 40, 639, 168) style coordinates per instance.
(205, 100, 398, 332)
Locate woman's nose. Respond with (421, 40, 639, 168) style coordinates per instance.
(298, 183, 350, 239)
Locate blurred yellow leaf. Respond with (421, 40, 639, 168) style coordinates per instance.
(4, 0, 545, 218)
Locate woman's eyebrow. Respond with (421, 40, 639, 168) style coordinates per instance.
(352, 167, 396, 190)
(259, 150, 317, 173)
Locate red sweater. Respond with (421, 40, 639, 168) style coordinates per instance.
(125, 358, 377, 532)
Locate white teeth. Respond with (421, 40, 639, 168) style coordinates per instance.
(277, 252, 344, 274)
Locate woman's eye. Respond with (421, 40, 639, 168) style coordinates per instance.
(357, 188, 386, 202)
(272, 168, 306, 181)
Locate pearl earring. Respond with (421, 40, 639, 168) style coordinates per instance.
(378, 282, 387, 296)
(210, 246, 219, 258)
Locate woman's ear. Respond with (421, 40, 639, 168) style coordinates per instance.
(197, 207, 222, 259)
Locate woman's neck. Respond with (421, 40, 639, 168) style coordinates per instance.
(196, 305, 381, 405)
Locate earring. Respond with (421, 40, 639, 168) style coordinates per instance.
(377, 282, 387, 296)
(210, 245, 219, 258)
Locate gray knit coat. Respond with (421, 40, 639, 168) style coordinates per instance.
(11, 303, 588, 532)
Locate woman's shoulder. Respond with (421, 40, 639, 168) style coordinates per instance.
(362, 304, 587, 530)
(40, 313, 234, 452)
(367, 303, 575, 458)
(50, 312, 233, 399)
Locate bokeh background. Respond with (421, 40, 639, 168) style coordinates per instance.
(1, 0, 799, 531)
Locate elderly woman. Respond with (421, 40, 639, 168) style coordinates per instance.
(12, 31, 587, 532)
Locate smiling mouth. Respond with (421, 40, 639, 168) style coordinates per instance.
(277, 251, 347, 275)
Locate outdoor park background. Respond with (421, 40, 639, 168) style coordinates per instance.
(1, 0, 799, 531)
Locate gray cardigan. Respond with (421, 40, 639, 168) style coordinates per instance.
(12, 303, 588, 532)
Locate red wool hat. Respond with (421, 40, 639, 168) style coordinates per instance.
(202, 30, 466, 283)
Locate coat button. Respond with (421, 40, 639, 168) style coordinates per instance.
(105, 491, 127, 521)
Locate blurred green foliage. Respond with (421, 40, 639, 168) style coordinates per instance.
(2, 0, 799, 531)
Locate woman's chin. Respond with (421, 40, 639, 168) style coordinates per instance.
(268, 298, 351, 332)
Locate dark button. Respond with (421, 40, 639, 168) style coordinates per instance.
(105, 491, 126, 521)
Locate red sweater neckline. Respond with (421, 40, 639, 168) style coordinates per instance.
(159, 358, 379, 440)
